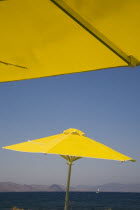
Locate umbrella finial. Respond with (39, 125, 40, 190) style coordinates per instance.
(63, 128, 85, 136)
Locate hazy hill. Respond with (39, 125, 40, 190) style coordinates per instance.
(0, 182, 140, 192)
(0, 182, 64, 192)
(76, 183, 140, 192)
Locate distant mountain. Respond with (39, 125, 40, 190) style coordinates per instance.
(76, 183, 140, 192)
(0, 182, 140, 192)
(0, 182, 64, 192)
(48, 184, 64, 192)
(97, 183, 140, 192)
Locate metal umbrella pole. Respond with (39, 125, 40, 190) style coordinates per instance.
(61, 156, 82, 210)
(64, 160, 73, 210)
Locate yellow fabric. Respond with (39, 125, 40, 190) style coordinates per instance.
(0, 0, 139, 82)
(3, 128, 135, 162)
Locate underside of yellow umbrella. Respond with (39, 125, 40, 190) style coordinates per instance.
(3, 128, 135, 210)
(0, 0, 140, 82)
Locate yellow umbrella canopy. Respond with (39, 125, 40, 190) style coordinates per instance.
(3, 128, 135, 162)
(0, 0, 140, 82)
(3, 128, 135, 210)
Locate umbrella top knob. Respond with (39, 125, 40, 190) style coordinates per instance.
(63, 128, 85, 136)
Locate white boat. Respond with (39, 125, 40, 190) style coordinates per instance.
(96, 188, 100, 193)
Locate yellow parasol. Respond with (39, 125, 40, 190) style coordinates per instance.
(3, 128, 135, 210)
(0, 0, 140, 82)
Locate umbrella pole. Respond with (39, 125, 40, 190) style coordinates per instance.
(64, 161, 72, 210)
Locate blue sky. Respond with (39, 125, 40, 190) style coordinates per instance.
(0, 66, 140, 187)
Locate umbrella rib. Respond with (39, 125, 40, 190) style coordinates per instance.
(28, 133, 72, 154)
(72, 156, 82, 162)
(60, 155, 82, 163)
(0, 60, 28, 69)
(50, 0, 140, 67)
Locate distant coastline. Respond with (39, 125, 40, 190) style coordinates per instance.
(0, 182, 140, 192)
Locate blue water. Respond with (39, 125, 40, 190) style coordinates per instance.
(0, 192, 140, 210)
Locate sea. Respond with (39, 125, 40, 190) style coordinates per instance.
(0, 192, 140, 210)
